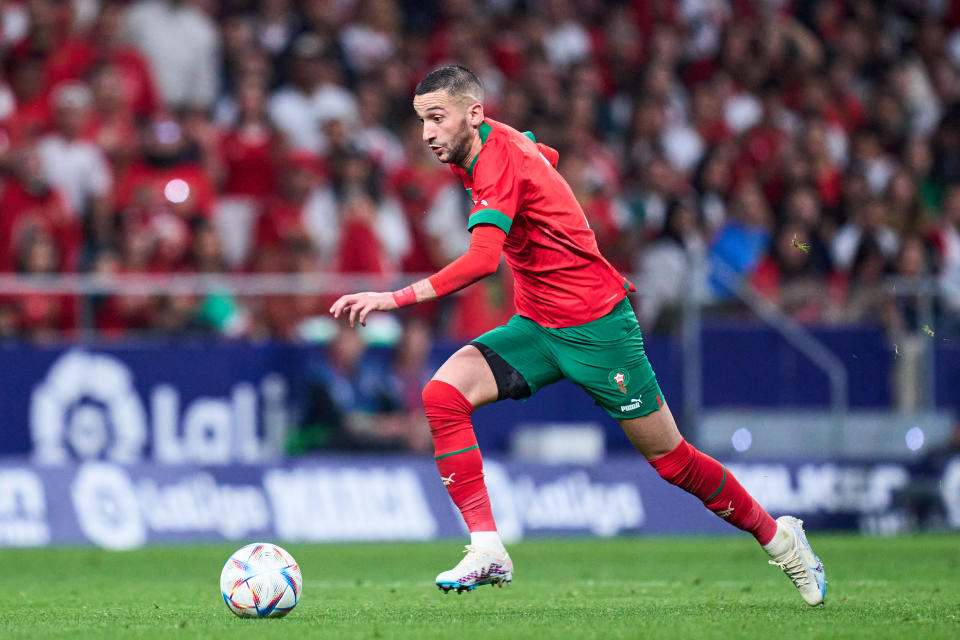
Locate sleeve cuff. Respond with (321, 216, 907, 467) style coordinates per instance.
(467, 208, 512, 234)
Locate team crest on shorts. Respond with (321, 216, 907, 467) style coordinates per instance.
(608, 369, 630, 394)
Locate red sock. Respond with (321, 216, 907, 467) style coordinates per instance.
(422, 380, 497, 532)
(649, 439, 777, 545)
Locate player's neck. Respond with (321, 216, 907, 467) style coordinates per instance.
(456, 130, 484, 173)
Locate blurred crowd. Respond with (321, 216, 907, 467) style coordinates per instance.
(2, 0, 960, 342)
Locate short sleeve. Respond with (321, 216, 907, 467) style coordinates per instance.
(466, 138, 520, 235)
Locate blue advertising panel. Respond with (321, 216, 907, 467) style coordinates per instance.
(0, 454, 956, 549)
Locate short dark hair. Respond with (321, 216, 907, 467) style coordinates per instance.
(415, 65, 484, 103)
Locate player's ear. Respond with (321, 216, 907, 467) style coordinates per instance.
(465, 102, 484, 128)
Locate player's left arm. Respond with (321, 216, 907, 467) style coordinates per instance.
(331, 137, 522, 328)
(329, 225, 506, 327)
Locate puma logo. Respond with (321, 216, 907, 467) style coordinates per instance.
(716, 501, 735, 518)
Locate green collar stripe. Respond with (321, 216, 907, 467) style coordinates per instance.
(467, 209, 512, 234)
(705, 467, 727, 503)
(479, 121, 492, 144)
(522, 130, 536, 142)
(434, 445, 479, 461)
(466, 122, 493, 177)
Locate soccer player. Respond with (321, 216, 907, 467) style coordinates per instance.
(330, 66, 826, 606)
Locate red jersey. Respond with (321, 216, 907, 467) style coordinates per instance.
(451, 118, 632, 327)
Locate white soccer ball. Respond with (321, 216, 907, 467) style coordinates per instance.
(220, 542, 303, 618)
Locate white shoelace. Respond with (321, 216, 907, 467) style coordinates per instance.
(769, 554, 811, 588)
(453, 545, 485, 570)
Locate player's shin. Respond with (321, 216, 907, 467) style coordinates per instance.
(422, 380, 499, 537)
(649, 439, 777, 545)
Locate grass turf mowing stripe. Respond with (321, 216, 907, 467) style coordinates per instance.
(0, 535, 957, 639)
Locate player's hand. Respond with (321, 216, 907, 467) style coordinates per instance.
(329, 291, 398, 327)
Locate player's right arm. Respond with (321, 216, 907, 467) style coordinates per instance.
(329, 224, 506, 327)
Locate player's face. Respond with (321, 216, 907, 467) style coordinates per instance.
(413, 90, 474, 166)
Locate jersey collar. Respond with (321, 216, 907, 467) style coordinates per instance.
(466, 121, 493, 177)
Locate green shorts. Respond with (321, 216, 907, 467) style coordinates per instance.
(471, 297, 664, 419)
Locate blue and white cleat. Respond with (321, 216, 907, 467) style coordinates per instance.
(767, 515, 826, 606)
(436, 545, 513, 594)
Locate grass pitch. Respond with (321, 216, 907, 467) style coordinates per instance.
(0, 535, 957, 639)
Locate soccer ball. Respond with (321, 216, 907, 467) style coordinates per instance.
(220, 542, 302, 618)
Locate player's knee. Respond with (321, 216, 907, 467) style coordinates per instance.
(421, 379, 445, 412)
(421, 379, 473, 420)
(648, 439, 696, 486)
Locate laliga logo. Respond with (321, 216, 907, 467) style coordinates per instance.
(31, 351, 146, 465)
(30, 350, 288, 465)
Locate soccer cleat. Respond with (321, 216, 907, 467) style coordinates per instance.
(435, 545, 513, 594)
(767, 515, 827, 606)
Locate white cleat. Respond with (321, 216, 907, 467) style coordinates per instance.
(767, 515, 827, 606)
(435, 545, 513, 594)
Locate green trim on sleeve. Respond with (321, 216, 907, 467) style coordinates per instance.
(522, 130, 536, 142)
(467, 208, 512, 234)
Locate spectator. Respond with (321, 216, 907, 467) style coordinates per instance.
(254, 149, 336, 271)
(215, 75, 281, 266)
(86, 63, 141, 176)
(339, 0, 400, 76)
(5, 52, 51, 144)
(0, 0, 956, 343)
(752, 221, 839, 323)
(0, 145, 79, 273)
(79, 2, 160, 119)
(124, 0, 220, 110)
(292, 326, 412, 451)
(268, 32, 356, 154)
(887, 235, 935, 336)
(833, 197, 900, 271)
(115, 114, 217, 231)
(9, 228, 77, 341)
(636, 197, 707, 330)
(330, 148, 409, 274)
(931, 185, 960, 316)
(353, 78, 404, 172)
(709, 180, 772, 298)
(843, 234, 893, 324)
(36, 82, 113, 251)
(255, 0, 298, 59)
(387, 318, 437, 453)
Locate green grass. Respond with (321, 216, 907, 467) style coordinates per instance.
(0, 535, 958, 639)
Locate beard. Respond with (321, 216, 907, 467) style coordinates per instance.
(436, 119, 473, 166)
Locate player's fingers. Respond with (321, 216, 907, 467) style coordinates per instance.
(330, 294, 356, 318)
(359, 303, 372, 326)
(336, 302, 354, 322)
(348, 300, 363, 327)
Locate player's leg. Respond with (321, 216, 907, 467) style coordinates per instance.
(423, 344, 511, 592)
(424, 344, 499, 538)
(619, 408, 825, 606)
(425, 318, 564, 592)
(553, 298, 825, 605)
(619, 406, 779, 543)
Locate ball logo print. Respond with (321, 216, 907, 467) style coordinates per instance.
(30, 351, 147, 465)
(220, 542, 302, 618)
